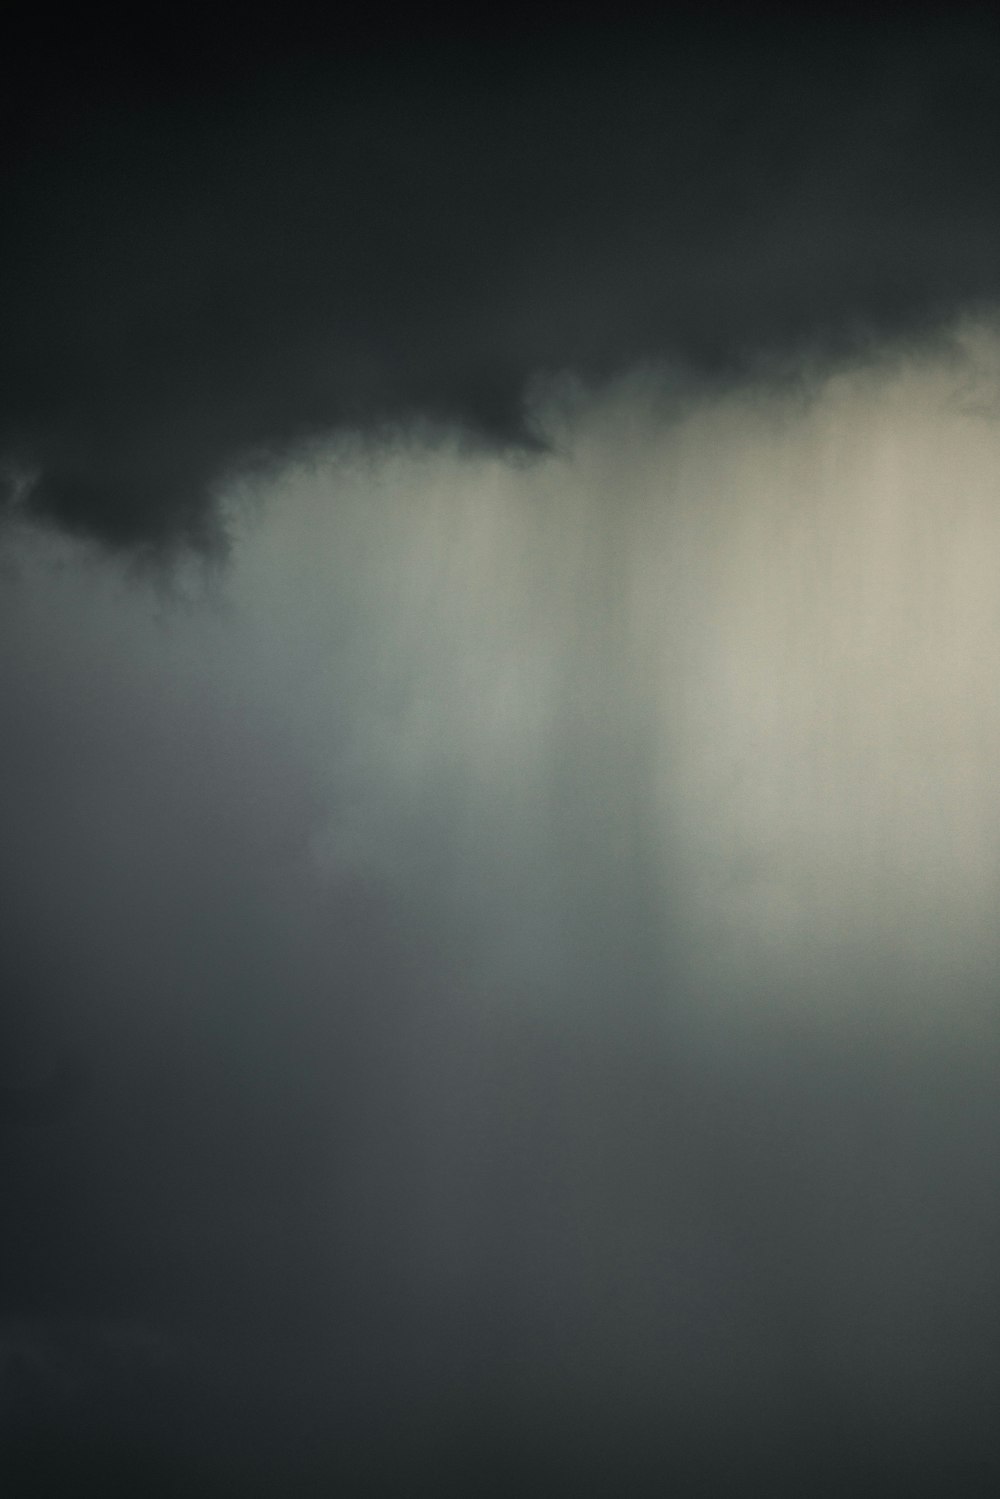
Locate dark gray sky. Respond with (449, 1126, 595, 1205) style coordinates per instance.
(3, 10, 1000, 1497)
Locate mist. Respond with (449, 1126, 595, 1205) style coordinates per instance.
(2, 325, 1000, 1491)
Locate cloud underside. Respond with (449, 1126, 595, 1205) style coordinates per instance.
(3, 15, 1000, 550)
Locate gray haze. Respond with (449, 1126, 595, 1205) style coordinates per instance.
(3, 329, 1000, 1491)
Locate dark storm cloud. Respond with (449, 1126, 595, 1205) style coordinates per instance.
(3, 11, 1000, 550)
(5, 14, 1000, 1497)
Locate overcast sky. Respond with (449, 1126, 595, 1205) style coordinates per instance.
(3, 11, 1000, 1497)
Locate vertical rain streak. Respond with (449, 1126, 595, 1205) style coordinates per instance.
(634, 345, 1000, 1029)
(230, 333, 1000, 1039)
